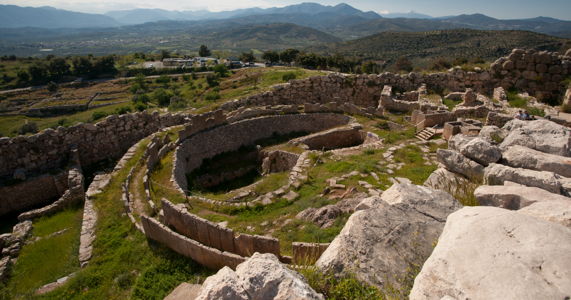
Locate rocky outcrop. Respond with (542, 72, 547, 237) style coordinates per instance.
(164, 283, 203, 300)
(437, 149, 484, 181)
(410, 206, 571, 300)
(423, 167, 472, 198)
(316, 183, 462, 290)
(195, 253, 323, 300)
(484, 163, 563, 194)
(446, 134, 474, 151)
(500, 119, 571, 156)
(458, 137, 502, 166)
(502, 145, 571, 178)
(478, 125, 507, 145)
(518, 200, 571, 228)
(474, 184, 570, 210)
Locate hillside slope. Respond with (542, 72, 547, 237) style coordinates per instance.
(311, 29, 570, 62)
(0, 5, 119, 28)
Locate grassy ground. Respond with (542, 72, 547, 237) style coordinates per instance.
(0, 208, 83, 299)
(0, 135, 212, 300)
(0, 102, 135, 137)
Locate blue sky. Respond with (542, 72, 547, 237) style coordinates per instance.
(1, 0, 570, 20)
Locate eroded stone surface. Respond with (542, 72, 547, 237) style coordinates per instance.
(484, 163, 563, 194)
(500, 119, 571, 156)
(316, 183, 462, 290)
(437, 149, 484, 181)
(410, 207, 571, 300)
(502, 145, 571, 178)
(474, 184, 570, 210)
(518, 200, 571, 228)
(195, 253, 323, 300)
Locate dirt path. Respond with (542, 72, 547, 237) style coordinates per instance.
(130, 164, 150, 218)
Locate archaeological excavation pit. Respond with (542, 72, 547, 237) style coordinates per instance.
(172, 113, 368, 196)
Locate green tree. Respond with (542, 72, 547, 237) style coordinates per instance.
(47, 58, 71, 81)
(213, 64, 229, 77)
(262, 51, 280, 64)
(198, 45, 211, 57)
(279, 49, 300, 64)
(72, 56, 93, 77)
(28, 63, 48, 84)
(240, 52, 256, 63)
(152, 88, 173, 107)
(16, 70, 30, 84)
(93, 56, 117, 76)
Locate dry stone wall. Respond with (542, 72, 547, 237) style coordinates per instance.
(162, 200, 282, 259)
(0, 111, 188, 180)
(173, 113, 352, 192)
(0, 172, 67, 216)
(141, 216, 246, 270)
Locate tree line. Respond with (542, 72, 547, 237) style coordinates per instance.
(15, 55, 118, 86)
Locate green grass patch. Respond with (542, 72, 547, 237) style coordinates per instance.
(443, 98, 462, 110)
(22, 137, 212, 299)
(1, 208, 82, 299)
(393, 145, 438, 184)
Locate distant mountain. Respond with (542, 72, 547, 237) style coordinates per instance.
(381, 12, 433, 19)
(105, 3, 381, 25)
(0, 5, 120, 28)
(0, 21, 342, 56)
(311, 29, 569, 62)
(440, 14, 571, 38)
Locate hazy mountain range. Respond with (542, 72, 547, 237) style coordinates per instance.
(0, 3, 569, 58)
(1, 2, 571, 39)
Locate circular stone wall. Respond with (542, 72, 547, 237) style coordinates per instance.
(172, 113, 352, 191)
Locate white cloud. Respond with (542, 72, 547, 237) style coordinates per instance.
(377, 9, 389, 15)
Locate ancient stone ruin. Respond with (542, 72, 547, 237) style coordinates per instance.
(1, 48, 571, 298)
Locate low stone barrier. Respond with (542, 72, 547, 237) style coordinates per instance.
(18, 166, 85, 221)
(0, 172, 68, 216)
(141, 216, 246, 270)
(162, 199, 281, 258)
(290, 124, 364, 151)
(173, 113, 352, 192)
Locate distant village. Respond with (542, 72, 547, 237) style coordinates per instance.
(160, 57, 259, 69)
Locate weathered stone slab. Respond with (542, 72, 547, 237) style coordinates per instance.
(484, 163, 563, 194)
(316, 183, 462, 290)
(474, 184, 570, 210)
(410, 207, 571, 300)
(437, 149, 484, 181)
(503, 145, 571, 178)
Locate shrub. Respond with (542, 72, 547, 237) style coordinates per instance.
(92, 111, 108, 121)
(206, 74, 219, 87)
(116, 106, 132, 115)
(135, 103, 147, 111)
(47, 81, 58, 92)
(132, 93, 150, 104)
(168, 96, 187, 111)
(155, 75, 171, 85)
(204, 91, 221, 101)
(213, 64, 229, 77)
(282, 72, 297, 82)
(18, 122, 38, 135)
(152, 88, 173, 107)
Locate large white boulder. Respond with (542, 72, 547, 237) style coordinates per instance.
(518, 200, 571, 228)
(410, 206, 571, 300)
(437, 149, 484, 181)
(459, 137, 502, 166)
(484, 163, 563, 194)
(474, 184, 570, 210)
(195, 253, 323, 300)
(500, 119, 571, 156)
(502, 145, 571, 178)
(424, 167, 471, 197)
(316, 183, 462, 290)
